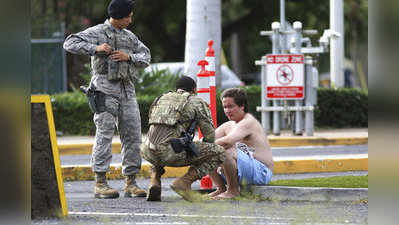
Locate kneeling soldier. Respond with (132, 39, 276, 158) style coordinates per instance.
(141, 76, 225, 201)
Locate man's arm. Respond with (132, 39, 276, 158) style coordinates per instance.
(215, 118, 251, 149)
(63, 26, 101, 56)
(128, 38, 151, 68)
(215, 122, 228, 140)
(194, 99, 215, 143)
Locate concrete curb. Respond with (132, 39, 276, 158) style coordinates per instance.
(61, 156, 368, 181)
(252, 186, 368, 202)
(62, 163, 189, 181)
(58, 137, 368, 155)
(59, 143, 122, 155)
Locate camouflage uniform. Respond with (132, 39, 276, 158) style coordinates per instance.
(63, 19, 151, 176)
(141, 89, 225, 178)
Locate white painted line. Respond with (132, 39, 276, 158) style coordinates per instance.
(136, 223, 189, 225)
(136, 222, 189, 225)
(274, 154, 368, 161)
(69, 211, 291, 221)
(135, 212, 276, 220)
(271, 145, 365, 150)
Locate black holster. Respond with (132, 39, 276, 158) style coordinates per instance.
(170, 133, 200, 157)
(80, 86, 106, 113)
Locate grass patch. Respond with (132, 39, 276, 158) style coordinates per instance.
(269, 175, 368, 188)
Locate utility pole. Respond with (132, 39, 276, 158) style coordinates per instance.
(330, 0, 345, 88)
(184, 0, 221, 87)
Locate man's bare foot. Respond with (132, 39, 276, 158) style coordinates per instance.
(211, 191, 240, 200)
(208, 187, 226, 198)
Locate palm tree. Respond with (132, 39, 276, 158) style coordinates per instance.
(184, 0, 221, 87)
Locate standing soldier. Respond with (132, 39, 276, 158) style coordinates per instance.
(63, 0, 150, 199)
(141, 76, 225, 202)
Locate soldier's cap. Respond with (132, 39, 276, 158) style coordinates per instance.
(108, 0, 135, 19)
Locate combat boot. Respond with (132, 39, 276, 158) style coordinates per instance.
(124, 174, 147, 197)
(146, 166, 165, 201)
(170, 167, 201, 202)
(94, 172, 119, 199)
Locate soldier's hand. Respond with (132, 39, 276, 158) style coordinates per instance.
(110, 50, 130, 62)
(96, 43, 112, 55)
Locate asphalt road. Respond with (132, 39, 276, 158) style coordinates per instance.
(60, 144, 368, 166)
(33, 177, 368, 225)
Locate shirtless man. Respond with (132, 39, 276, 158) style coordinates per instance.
(209, 88, 274, 199)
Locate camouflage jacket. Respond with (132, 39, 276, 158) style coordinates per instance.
(63, 20, 151, 94)
(147, 89, 215, 144)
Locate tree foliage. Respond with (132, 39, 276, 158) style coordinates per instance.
(31, 0, 368, 88)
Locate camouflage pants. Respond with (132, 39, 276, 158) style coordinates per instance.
(141, 138, 225, 178)
(91, 89, 142, 176)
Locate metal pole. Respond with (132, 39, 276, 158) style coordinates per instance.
(61, 22, 68, 92)
(279, 0, 287, 129)
(305, 56, 314, 136)
(279, 0, 287, 132)
(280, 0, 287, 53)
(272, 22, 281, 135)
(260, 56, 270, 133)
(293, 21, 303, 135)
(280, 100, 287, 129)
(330, 0, 344, 88)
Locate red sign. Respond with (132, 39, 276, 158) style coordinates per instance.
(267, 55, 304, 64)
(267, 86, 304, 98)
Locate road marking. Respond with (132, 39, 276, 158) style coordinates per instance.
(69, 211, 290, 220)
(271, 144, 366, 150)
(275, 153, 368, 161)
(136, 223, 189, 225)
(135, 212, 276, 220)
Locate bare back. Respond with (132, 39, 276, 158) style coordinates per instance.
(216, 113, 274, 171)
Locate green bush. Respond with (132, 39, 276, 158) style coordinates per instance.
(51, 90, 94, 135)
(51, 85, 367, 135)
(315, 88, 368, 128)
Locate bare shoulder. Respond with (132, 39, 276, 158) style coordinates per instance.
(247, 113, 260, 125)
(241, 113, 259, 126)
(244, 114, 265, 132)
